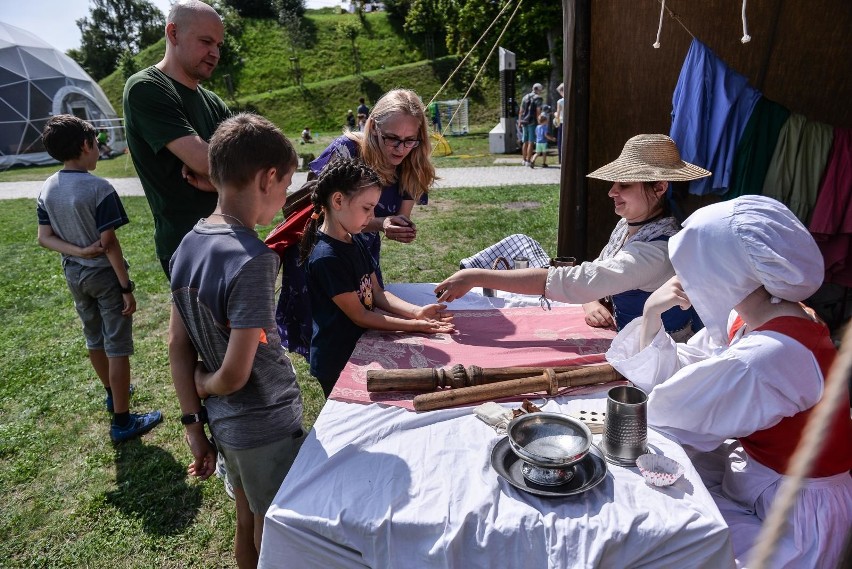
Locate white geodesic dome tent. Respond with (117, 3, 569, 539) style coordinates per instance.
(0, 21, 125, 168)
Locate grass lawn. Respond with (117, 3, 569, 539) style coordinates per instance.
(0, 126, 525, 184)
(0, 183, 558, 567)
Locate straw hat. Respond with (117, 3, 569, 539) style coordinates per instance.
(587, 134, 711, 182)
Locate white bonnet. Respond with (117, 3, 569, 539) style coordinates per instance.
(669, 195, 823, 344)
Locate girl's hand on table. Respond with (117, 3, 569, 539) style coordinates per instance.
(583, 300, 616, 329)
(414, 303, 453, 324)
(383, 215, 416, 243)
(412, 318, 456, 334)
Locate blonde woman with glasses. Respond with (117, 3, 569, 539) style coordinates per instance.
(276, 89, 437, 360)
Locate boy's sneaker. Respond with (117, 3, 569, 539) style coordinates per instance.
(110, 410, 163, 443)
(542, 163, 550, 168)
(105, 384, 135, 413)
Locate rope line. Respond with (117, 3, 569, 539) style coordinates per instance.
(438, 0, 524, 141)
(655, 0, 696, 41)
(426, 0, 516, 108)
(741, 0, 752, 43)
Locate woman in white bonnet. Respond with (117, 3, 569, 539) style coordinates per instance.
(606, 195, 852, 568)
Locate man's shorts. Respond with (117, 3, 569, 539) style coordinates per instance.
(63, 261, 133, 357)
(522, 124, 537, 143)
(218, 428, 307, 515)
(535, 142, 548, 153)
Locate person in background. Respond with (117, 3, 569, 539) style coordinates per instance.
(426, 100, 442, 133)
(123, 0, 231, 279)
(36, 115, 162, 442)
(436, 134, 707, 339)
(606, 195, 852, 569)
(96, 128, 112, 159)
(275, 88, 436, 360)
(357, 96, 370, 118)
(299, 158, 454, 396)
(169, 114, 304, 568)
(518, 82, 543, 167)
(300, 127, 313, 144)
(357, 113, 367, 132)
(554, 82, 565, 164)
(528, 113, 556, 168)
(346, 109, 356, 131)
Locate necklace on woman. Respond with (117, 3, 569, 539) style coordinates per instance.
(211, 212, 248, 227)
(627, 212, 664, 227)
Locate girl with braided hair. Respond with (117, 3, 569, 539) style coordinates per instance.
(301, 158, 453, 397)
(275, 88, 435, 358)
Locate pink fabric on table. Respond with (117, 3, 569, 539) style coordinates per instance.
(330, 306, 618, 410)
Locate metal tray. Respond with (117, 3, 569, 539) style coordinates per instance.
(491, 437, 608, 497)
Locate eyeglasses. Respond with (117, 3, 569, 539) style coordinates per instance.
(377, 128, 421, 149)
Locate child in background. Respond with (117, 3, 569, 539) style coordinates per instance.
(299, 158, 455, 397)
(529, 113, 556, 169)
(300, 127, 313, 144)
(36, 115, 162, 442)
(357, 113, 367, 132)
(168, 113, 304, 567)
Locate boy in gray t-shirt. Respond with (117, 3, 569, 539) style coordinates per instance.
(168, 114, 302, 565)
(36, 115, 162, 443)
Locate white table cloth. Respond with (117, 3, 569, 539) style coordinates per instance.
(259, 285, 735, 568)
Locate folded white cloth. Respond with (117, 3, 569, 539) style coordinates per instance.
(474, 402, 513, 434)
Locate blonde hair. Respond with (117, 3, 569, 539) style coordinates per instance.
(345, 89, 436, 200)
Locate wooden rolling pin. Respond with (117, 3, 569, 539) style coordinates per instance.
(367, 364, 582, 392)
(412, 364, 621, 412)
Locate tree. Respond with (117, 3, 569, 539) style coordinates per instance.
(225, 0, 277, 18)
(72, 0, 165, 80)
(336, 20, 363, 75)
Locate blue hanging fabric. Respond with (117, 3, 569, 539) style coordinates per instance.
(669, 39, 761, 196)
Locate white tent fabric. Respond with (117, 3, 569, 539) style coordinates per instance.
(0, 21, 123, 168)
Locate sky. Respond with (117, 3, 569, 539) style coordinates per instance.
(0, 0, 343, 53)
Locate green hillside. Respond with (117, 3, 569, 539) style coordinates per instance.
(100, 10, 501, 135)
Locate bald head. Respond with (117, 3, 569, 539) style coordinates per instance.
(169, 0, 221, 27)
(159, 0, 224, 88)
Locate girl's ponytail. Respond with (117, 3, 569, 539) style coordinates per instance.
(298, 180, 324, 265)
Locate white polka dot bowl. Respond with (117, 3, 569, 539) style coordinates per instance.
(635, 454, 684, 487)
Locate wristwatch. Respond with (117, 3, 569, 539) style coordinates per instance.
(180, 408, 208, 425)
(119, 280, 135, 294)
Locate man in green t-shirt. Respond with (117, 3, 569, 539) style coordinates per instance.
(123, 0, 231, 278)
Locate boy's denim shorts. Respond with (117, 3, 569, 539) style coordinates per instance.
(63, 261, 133, 357)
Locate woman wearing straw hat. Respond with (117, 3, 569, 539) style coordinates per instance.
(606, 195, 852, 568)
(435, 134, 708, 337)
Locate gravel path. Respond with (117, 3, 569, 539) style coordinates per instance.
(0, 165, 561, 200)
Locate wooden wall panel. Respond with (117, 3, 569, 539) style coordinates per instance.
(575, 0, 852, 258)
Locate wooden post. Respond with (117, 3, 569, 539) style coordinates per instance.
(558, 0, 591, 260)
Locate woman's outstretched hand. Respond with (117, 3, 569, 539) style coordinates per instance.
(382, 215, 417, 243)
(434, 269, 477, 302)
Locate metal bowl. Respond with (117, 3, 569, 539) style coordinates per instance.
(507, 412, 592, 469)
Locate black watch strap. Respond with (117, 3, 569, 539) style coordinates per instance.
(120, 280, 135, 294)
(180, 408, 208, 425)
